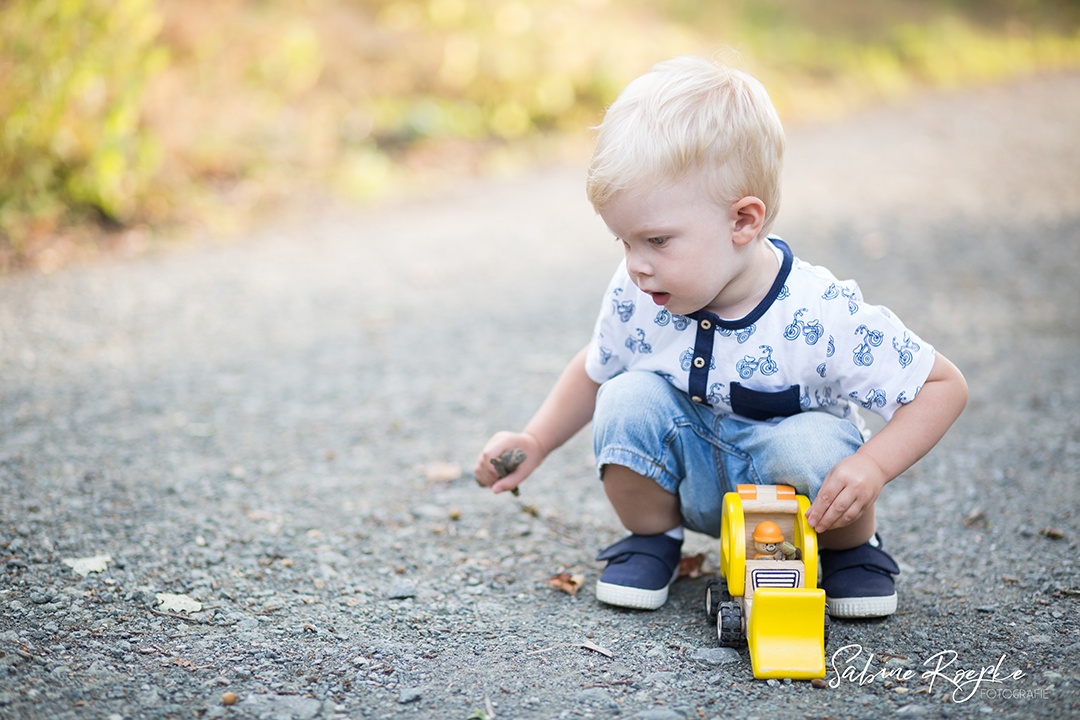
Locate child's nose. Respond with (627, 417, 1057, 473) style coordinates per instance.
(625, 251, 652, 277)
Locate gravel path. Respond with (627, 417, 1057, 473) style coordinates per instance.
(1, 73, 1079, 720)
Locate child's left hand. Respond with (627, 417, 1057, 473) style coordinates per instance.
(805, 452, 887, 533)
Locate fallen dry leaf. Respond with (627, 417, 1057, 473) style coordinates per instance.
(547, 573, 585, 596)
(62, 555, 112, 577)
(963, 507, 986, 527)
(677, 553, 708, 579)
(420, 461, 462, 482)
(155, 593, 203, 614)
(579, 640, 614, 658)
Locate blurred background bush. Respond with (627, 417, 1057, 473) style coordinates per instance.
(2, 0, 1079, 271)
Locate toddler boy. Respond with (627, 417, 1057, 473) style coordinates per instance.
(474, 56, 967, 618)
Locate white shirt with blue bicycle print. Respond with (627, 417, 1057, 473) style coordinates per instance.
(584, 238, 937, 433)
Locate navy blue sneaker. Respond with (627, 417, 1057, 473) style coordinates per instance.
(819, 533, 900, 618)
(595, 534, 682, 610)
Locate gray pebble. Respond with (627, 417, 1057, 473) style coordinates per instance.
(398, 687, 422, 704)
(87, 660, 112, 676)
(635, 709, 685, 720)
(644, 671, 679, 685)
(387, 580, 416, 599)
(690, 647, 739, 665)
(575, 687, 614, 706)
(239, 694, 322, 719)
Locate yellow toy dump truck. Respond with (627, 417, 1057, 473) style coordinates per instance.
(704, 484, 829, 680)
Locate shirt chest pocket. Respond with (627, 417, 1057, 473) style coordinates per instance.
(730, 382, 802, 421)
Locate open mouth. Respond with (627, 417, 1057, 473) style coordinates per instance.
(649, 292, 671, 306)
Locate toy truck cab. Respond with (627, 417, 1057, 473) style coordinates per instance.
(704, 484, 828, 680)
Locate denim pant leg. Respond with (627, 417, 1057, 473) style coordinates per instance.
(592, 371, 733, 537)
(592, 371, 864, 538)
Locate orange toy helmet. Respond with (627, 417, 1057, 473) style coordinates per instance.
(753, 521, 783, 544)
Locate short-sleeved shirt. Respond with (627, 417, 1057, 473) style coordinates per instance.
(584, 238, 936, 433)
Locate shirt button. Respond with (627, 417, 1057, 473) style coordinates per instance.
(692, 396, 703, 403)
(693, 356, 706, 369)
(701, 320, 712, 330)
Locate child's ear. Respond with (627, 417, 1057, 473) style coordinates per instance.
(731, 197, 766, 245)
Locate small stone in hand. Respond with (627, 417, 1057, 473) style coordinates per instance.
(490, 449, 526, 496)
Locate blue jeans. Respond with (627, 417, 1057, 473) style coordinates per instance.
(592, 371, 864, 537)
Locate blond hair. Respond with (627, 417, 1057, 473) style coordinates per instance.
(586, 55, 785, 238)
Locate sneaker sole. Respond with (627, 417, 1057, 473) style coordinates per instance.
(827, 593, 897, 618)
(595, 566, 679, 610)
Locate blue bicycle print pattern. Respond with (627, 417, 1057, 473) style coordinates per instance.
(717, 324, 756, 344)
(849, 388, 887, 411)
(707, 382, 730, 407)
(783, 308, 824, 345)
(892, 333, 921, 368)
(896, 385, 921, 405)
(852, 324, 884, 367)
(625, 328, 652, 354)
(815, 386, 839, 408)
(822, 282, 860, 315)
(611, 288, 635, 322)
(736, 345, 778, 379)
(680, 347, 716, 372)
(654, 308, 691, 330)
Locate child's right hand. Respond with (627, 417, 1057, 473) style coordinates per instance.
(474, 431, 546, 495)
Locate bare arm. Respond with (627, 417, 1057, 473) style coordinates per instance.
(806, 352, 969, 533)
(474, 345, 601, 494)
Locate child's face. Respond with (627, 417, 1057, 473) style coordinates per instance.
(599, 171, 762, 318)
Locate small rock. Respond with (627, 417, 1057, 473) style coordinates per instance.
(239, 694, 321, 719)
(690, 647, 739, 665)
(398, 687, 422, 704)
(221, 691, 238, 706)
(87, 660, 112, 676)
(575, 687, 613, 706)
(766, 678, 780, 687)
(387, 580, 416, 599)
(635, 709, 684, 720)
(811, 677, 828, 689)
(644, 671, 679, 685)
(235, 617, 259, 632)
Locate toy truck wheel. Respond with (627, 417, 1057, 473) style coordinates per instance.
(717, 601, 743, 648)
(704, 579, 730, 621)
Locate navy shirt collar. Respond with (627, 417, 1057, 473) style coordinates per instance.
(687, 237, 793, 330)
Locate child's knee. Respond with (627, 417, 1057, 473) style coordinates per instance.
(764, 412, 863, 499)
(594, 372, 682, 438)
(593, 372, 688, 488)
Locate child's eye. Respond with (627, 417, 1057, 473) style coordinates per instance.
(648, 236, 668, 246)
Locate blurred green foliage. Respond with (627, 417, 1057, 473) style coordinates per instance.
(0, 0, 167, 253)
(2, 0, 1079, 270)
